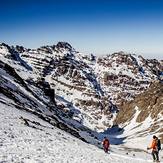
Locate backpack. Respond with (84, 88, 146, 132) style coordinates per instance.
(157, 139, 161, 151)
(103, 139, 110, 147)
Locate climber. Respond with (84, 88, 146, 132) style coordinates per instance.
(147, 135, 160, 162)
(102, 137, 110, 153)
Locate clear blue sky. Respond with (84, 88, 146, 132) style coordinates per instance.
(0, 0, 163, 59)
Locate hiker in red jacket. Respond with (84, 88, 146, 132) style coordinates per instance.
(102, 137, 110, 153)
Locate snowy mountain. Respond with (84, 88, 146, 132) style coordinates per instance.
(0, 42, 163, 162)
(94, 52, 162, 104)
(0, 42, 162, 132)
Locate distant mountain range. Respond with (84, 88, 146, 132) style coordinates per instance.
(0, 42, 162, 141)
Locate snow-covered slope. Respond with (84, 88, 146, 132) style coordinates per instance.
(0, 59, 96, 143)
(1, 102, 162, 163)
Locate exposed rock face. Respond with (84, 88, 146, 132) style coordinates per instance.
(0, 42, 162, 133)
(95, 52, 162, 104)
(115, 82, 163, 141)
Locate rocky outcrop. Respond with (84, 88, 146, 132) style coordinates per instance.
(115, 81, 163, 141)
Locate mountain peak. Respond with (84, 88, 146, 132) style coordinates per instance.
(56, 42, 72, 50)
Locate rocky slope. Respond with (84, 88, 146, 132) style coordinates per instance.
(115, 81, 163, 141)
(0, 42, 162, 133)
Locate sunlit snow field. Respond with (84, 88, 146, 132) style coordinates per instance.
(0, 103, 162, 163)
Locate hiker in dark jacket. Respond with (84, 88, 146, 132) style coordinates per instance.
(102, 137, 110, 153)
